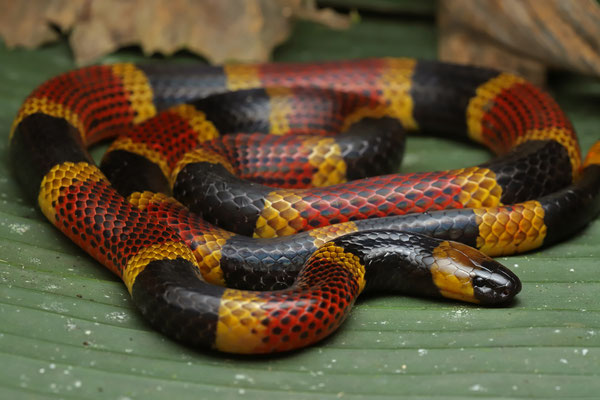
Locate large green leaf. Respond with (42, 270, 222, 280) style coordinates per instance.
(1, 14, 599, 400)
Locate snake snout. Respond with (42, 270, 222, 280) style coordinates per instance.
(472, 261, 522, 305)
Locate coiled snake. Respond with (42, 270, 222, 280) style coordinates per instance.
(9, 58, 600, 353)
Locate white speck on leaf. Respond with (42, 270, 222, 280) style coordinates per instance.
(470, 384, 487, 392)
(65, 319, 77, 331)
(9, 223, 30, 235)
(40, 302, 68, 313)
(234, 374, 255, 384)
(106, 311, 129, 323)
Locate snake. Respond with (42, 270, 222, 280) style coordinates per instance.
(9, 58, 600, 354)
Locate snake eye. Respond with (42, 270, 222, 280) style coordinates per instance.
(472, 276, 486, 289)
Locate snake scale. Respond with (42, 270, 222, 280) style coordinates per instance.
(9, 58, 600, 354)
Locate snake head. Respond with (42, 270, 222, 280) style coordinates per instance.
(430, 240, 522, 305)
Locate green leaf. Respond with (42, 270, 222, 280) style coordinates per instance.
(1, 16, 599, 400)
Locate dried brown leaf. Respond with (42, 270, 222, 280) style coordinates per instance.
(438, 0, 600, 82)
(0, 0, 350, 65)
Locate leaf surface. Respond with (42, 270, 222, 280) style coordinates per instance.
(1, 15, 599, 400)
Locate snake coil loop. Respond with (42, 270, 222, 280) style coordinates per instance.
(9, 58, 600, 353)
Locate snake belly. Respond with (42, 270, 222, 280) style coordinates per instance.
(9, 58, 600, 354)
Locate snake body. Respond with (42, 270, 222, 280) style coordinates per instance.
(9, 58, 600, 354)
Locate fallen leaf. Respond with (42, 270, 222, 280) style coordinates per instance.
(0, 0, 350, 64)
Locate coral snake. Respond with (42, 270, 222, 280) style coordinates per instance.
(9, 58, 600, 354)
